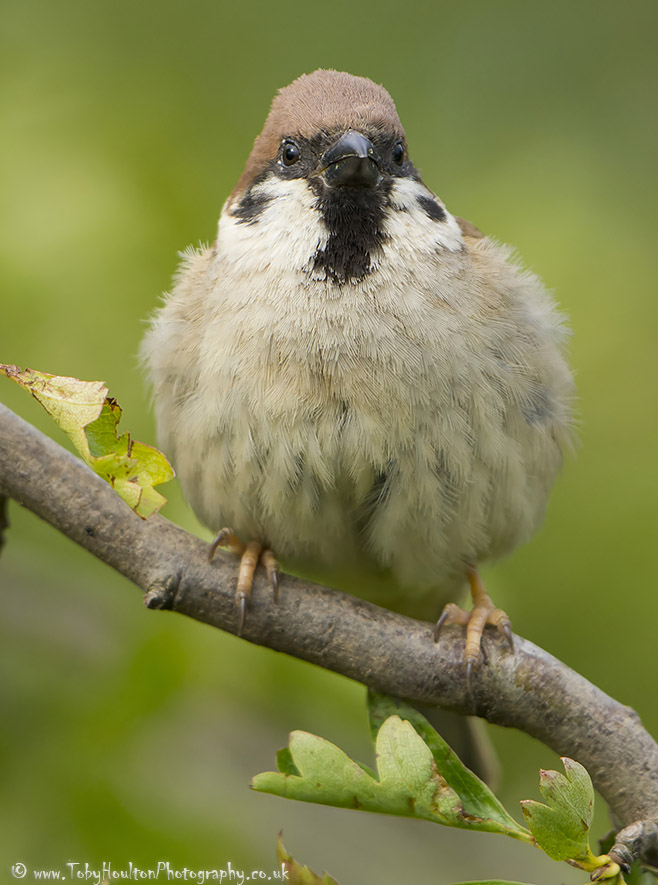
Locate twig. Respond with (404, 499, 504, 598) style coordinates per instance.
(1, 401, 657, 868)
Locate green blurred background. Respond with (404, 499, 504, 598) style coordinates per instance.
(1, 1, 657, 882)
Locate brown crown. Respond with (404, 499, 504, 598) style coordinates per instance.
(230, 69, 405, 201)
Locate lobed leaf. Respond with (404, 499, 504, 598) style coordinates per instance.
(1, 365, 173, 518)
(368, 692, 532, 841)
(253, 700, 531, 840)
(521, 758, 596, 864)
(276, 836, 341, 884)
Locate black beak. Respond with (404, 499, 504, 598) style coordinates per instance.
(321, 130, 380, 188)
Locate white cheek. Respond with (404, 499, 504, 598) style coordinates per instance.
(217, 178, 327, 273)
(385, 178, 464, 254)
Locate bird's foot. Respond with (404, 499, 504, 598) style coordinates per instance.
(208, 527, 279, 635)
(434, 569, 513, 682)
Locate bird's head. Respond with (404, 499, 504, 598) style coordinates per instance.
(222, 70, 463, 284)
(231, 69, 409, 195)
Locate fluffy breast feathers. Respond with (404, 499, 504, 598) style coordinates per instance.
(142, 172, 573, 614)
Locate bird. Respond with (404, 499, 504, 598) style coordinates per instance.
(141, 70, 573, 752)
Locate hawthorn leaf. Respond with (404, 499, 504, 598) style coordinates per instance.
(368, 692, 532, 842)
(521, 758, 596, 863)
(253, 709, 531, 838)
(276, 836, 341, 884)
(0, 365, 173, 518)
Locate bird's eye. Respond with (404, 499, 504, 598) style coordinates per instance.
(393, 142, 405, 165)
(282, 141, 301, 166)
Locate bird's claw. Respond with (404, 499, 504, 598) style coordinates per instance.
(466, 659, 475, 691)
(433, 602, 469, 641)
(434, 570, 514, 678)
(208, 530, 225, 561)
(262, 548, 280, 603)
(209, 526, 245, 561)
(270, 568, 280, 603)
(208, 529, 280, 632)
(433, 609, 449, 641)
(238, 593, 248, 636)
(501, 620, 514, 652)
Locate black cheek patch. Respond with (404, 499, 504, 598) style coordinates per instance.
(417, 195, 447, 222)
(231, 188, 272, 225)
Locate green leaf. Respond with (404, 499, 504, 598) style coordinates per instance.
(1, 365, 173, 518)
(253, 703, 532, 840)
(521, 757, 596, 864)
(368, 692, 531, 841)
(276, 747, 300, 777)
(451, 881, 537, 884)
(254, 727, 403, 815)
(375, 714, 464, 821)
(276, 835, 341, 884)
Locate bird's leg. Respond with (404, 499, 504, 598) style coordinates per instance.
(434, 569, 513, 677)
(208, 528, 280, 635)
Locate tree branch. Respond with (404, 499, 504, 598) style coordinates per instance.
(1, 401, 657, 869)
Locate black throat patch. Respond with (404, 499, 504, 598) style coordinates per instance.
(229, 127, 429, 284)
(311, 180, 392, 284)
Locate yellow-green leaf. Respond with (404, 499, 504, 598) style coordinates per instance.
(276, 836, 341, 885)
(1, 365, 173, 518)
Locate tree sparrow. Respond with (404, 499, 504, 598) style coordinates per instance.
(142, 70, 573, 678)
